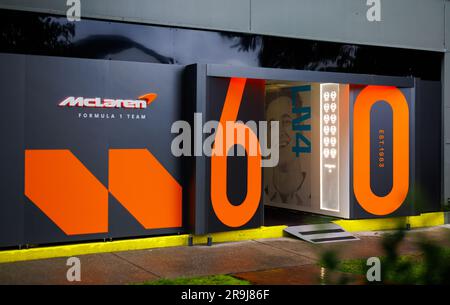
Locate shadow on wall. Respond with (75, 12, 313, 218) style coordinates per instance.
(0, 8, 442, 80)
(221, 33, 442, 80)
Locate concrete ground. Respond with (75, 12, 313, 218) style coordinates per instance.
(0, 225, 449, 285)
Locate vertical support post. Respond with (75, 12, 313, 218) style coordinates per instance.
(443, 2, 450, 209)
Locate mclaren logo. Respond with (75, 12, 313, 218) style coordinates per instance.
(59, 93, 157, 109)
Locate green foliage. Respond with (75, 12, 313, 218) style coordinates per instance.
(318, 250, 353, 284)
(322, 230, 450, 284)
(339, 258, 366, 274)
(319, 250, 340, 270)
(138, 274, 251, 285)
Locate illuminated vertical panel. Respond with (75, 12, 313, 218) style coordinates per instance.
(320, 83, 340, 212)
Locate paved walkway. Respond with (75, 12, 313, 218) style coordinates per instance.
(0, 226, 449, 285)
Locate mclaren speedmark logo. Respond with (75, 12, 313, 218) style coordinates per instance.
(59, 93, 158, 109)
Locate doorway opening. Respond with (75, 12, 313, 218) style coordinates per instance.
(262, 80, 349, 226)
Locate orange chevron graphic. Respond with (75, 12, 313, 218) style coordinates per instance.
(24, 148, 182, 235)
(25, 150, 109, 235)
(109, 149, 182, 229)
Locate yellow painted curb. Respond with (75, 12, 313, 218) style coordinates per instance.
(408, 212, 445, 228)
(333, 212, 445, 232)
(0, 225, 287, 264)
(0, 234, 188, 264)
(1, 211, 443, 264)
(192, 225, 287, 244)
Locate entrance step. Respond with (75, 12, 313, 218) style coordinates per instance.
(284, 223, 359, 244)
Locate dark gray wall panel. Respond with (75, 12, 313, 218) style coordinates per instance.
(0, 53, 185, 247)
(0, 0, 251, 33)
(0, 54, 25, 247)
(415, 80, 442, 213)
(251, 0, 445, 52)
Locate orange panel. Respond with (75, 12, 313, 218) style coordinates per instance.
(353, 85, 409, 215)
(211, 78, 262, 227)
(109, 149, 182, 229)
(25, 150, 108, 235)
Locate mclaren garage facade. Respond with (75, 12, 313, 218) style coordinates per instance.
(0, 1, 448, 247)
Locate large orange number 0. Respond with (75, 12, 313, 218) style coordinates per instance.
(353, 86, 409, 215)
(211, 78, 262, 227)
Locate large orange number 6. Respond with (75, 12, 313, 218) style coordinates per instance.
(211, 78, 262, 227)
(353, 85, 409, 215)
